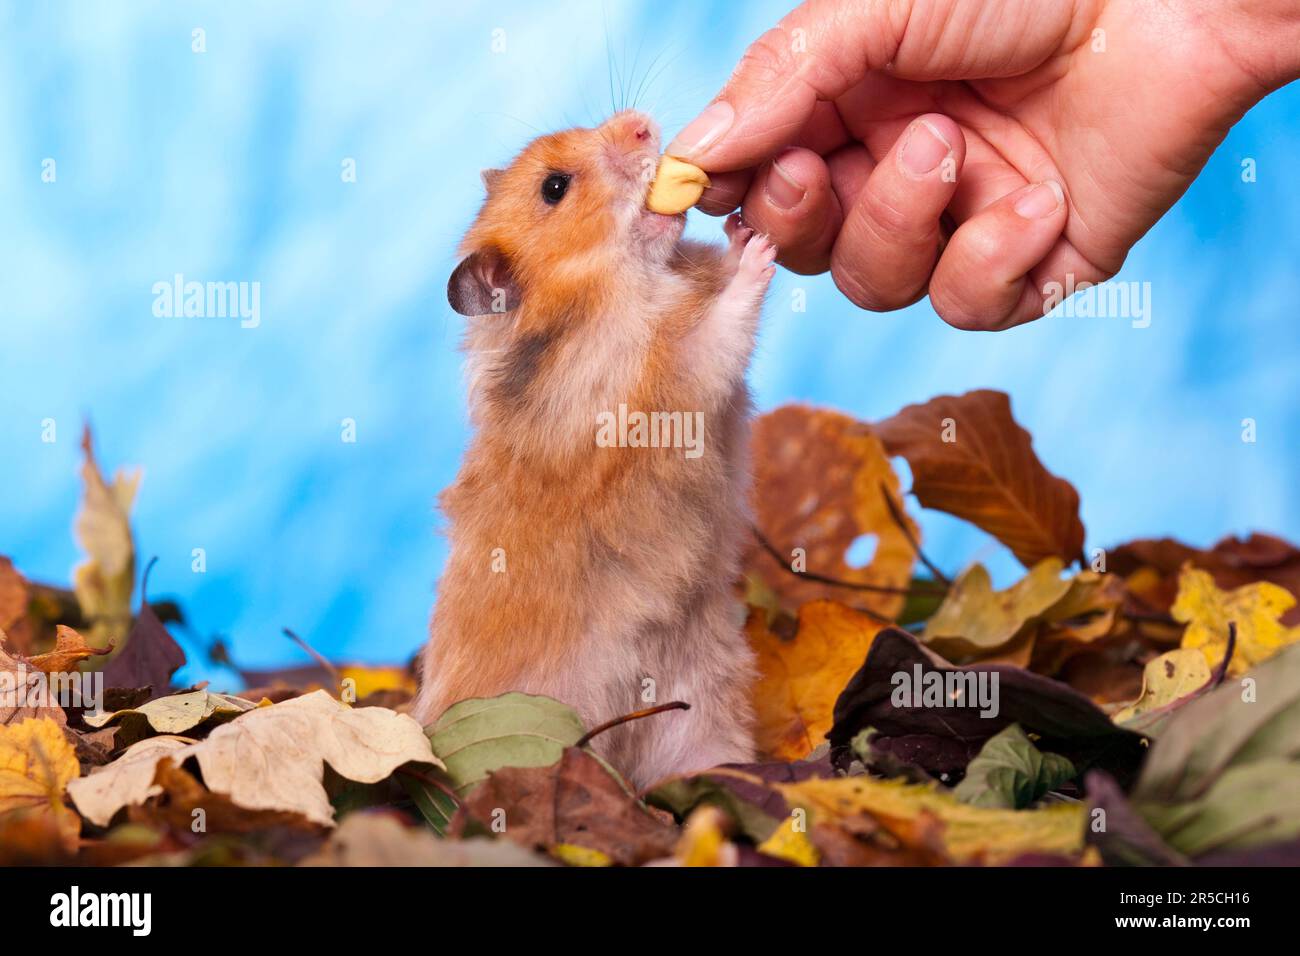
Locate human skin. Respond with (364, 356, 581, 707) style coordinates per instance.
(667, 0, 1300, 330)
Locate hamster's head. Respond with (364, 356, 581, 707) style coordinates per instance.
(447, 110, 684, 317)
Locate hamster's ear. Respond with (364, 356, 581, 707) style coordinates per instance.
(448, 249, 520, 316)
(480, 168, 504, 194)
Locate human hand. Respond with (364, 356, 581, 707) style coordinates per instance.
(668, 0, 1300, 329)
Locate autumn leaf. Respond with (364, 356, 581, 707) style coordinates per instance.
(748, 405, 918, 620)
(426, 692, 589, 797)
(1111, 532, 1300, 626)
(1109, 643, 1300, 858)
(875, 390, 1085, 568)
(28, 624, 108, 674)
(339, 664, 416, 700)
(777, 775, 1088, 864)
(1112, 648, 1212, 726)
(84, 688, 258, 739)
(0, 558, 33, 656)
(299, 810, 553, 867)
(131, 757, 319, 836)
(747, 600, 884, 760)
(673, 805, 739, 867)
(829, 628, 1146, 782)
(0, 717, 81, 854)
(72, 426, 141, 651)
(923, 559, 1073, 661)
(1172, 565, 1300, 677)
(756, 813, 820, 866)
(101, 559, 186, 697)
(952, 724, 1075, 809)
(451, 747, 678, 865)
(0, 640, 67, 727)
(68, 690, 440, 827)
(64, 735, 192, 827)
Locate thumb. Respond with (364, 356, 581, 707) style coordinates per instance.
(666, 0, 908, 171)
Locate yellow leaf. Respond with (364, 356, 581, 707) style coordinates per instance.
(748, 601, 883, 760)
(549, 843, 613, 867)
(1172, 566, 1300, 677)
(0, 717, 80, 815)
(675, 805, 737, 867)
(1113, 648, 1211, 724)
(73, 427, 141, 651)
(757, 814, 820, 867)
(777, 776, 1086, 865)
(925, 559, 1072, 660)
(338, 665, 416, 699)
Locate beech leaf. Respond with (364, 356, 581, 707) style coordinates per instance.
(875, 389, 1085, 568)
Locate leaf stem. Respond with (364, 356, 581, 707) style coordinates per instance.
(576, 701, 690, 748)
(878, 481, 951, 586)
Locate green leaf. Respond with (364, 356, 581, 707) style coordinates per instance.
(954, 724, 1075, 809)
(426, 692, 587, 796)
(1129, 642, 1300, 855)
(1135, 642, 1300, 803)
(399, 768, 460, 836)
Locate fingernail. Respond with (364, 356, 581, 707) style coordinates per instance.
(766, 154, 806, 209)
(899, 119, 951, 177)
(1014, 180, 1065, 219)
(667, 101, 734, 158)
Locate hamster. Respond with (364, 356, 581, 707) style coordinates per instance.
(411, 109, 776, 790)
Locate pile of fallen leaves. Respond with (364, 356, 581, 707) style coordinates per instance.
(2, 397, 1299, 867)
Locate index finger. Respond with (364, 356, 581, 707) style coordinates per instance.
(665, 0, 908, 170)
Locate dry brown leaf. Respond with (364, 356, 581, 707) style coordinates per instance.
(0, 640, 67, 727)
(301, 810, 553, 867)
(451, 747, 678, 865)
(0, 558, 33, 656)
(1111, 533, 1300, 626)
(748, 405, 918, 620)
(875, 390, 1085, 568)
(29, 624, 106, 674)
(68, 690, 440, 827)
(129, 757, 320, 835)
(748, 600, 884, 760)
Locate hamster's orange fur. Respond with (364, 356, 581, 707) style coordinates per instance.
(412, 111, 776, 789)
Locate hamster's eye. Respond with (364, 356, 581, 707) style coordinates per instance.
(541, 173, 571, 205)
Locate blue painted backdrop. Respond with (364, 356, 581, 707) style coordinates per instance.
(1, 0, 1297, 686)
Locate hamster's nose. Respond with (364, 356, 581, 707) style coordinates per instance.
(605, 110, 660, 151)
